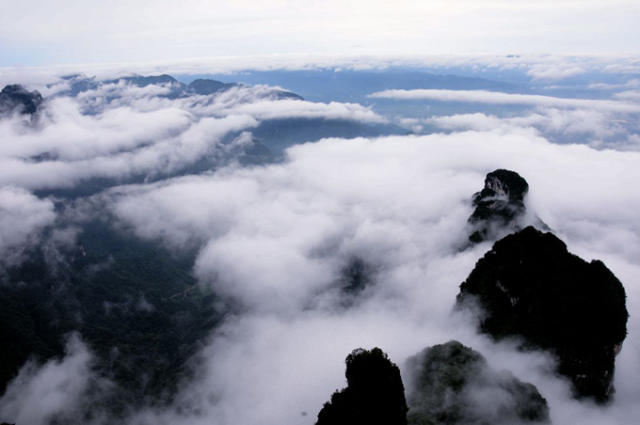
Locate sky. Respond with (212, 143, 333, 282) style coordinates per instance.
(0, 0, 639, 67)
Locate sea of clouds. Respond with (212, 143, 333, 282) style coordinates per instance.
(0, 60, 639, 425)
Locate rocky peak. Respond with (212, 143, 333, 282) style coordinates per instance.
(0, 84, 43, 116)
(187, 78, 237, 95)
(457, 226, 628, 402)
(468, 169, 547, 244)
(117, 74, 179, 87)
(481, 169, 529, 201)
(316, 347, 408, 425)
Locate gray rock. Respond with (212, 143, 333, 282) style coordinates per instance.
(406, 341, 549, 425)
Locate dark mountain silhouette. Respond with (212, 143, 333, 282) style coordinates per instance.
(115, 74, 179, 87)
(457, 226, 628, 402)
(0, 84, 43, 116)
(187, 78, 238, 95)
(316, 347, 408, 425)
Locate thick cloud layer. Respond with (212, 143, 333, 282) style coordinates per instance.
(370, 89, 640, 113)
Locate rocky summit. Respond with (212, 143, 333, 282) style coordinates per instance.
(405, 340, 549, 425)
(316, 347, 408, 425)
(0, 84, 43, 116)
(467, 169, 547, 243)
(457, 226, 628, 402)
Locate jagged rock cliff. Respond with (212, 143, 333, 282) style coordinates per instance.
(468, 169, 547, 243)
(316, 347, 408, 425)
(406, 340, 549, 425)
(457, 226, 628, 401)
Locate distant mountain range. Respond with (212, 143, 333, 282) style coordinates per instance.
(58, 73, 304, 100)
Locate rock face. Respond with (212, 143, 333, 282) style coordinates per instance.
(118, 74, 178, 87)
(468, 169, 546, 243)
(0, 84, 43, 116)
(457, 226, 628, 401)
(406, 341, 549, 425)
(187, 78, 238, 95)
(316, 347, 408, 425)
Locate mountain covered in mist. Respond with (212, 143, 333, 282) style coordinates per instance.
(0, 73, 402, 419)
(60, 73, 304, 101)
(406, 341, 549, 425)
(0, 74, 398, 199)
(0, 62, 638, 425)
(313, 170, 628, 424)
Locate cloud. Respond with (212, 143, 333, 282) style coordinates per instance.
(369, 89, 640, 113)
(217, 99, 387, 123)
(526, 64, 586, 80)
(615, 90, 640, 102)
(0, 186, 55, 266)
(0, 114, 257, 190)
(0, 335, 109, 425)
(588, 78, 640, 90)
(425, 109, 634, 144)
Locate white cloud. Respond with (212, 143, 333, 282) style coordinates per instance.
(615, 90, 640, 102)
(0, 335, 108, 425)
(526, 64, 586, 80)
(369, 89, 640, 113)
(218, 99, 387, 123)
(426, 109, 631, 142)
(0, 186, 55, 265)
(588, 78, 640, 90)
(0, 113, 258, 190)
